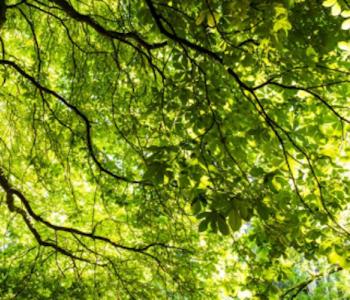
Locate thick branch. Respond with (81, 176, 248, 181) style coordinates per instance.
(144, 0, 251, 91)
(0, 168, 186, 261)
(0, 59, 150, 185)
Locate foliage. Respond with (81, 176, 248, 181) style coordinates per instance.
(1, 0, 350, 298)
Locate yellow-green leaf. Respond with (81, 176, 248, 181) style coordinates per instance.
(322, 0, 337, 7)
(273, 18, 292, 34)
(272, 176, 282, 191)
(196, 11, 206, 26)
(331, 3, 341, 16)
(198, 175, 210, 189)
(338, 41, 350, 51)
(341, 10, 350, 17)
(207, 14, 216, 27)
(328, 250, 347, 268)
(341, 18, 350, 30)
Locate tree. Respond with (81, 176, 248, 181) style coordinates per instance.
(0, 0, 350, 298)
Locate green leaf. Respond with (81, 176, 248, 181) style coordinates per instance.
(207, 14, 216, 27)
(228, 209, 241, 232)
(196, 11, 206, 26)
(218, 216, 230, 235)
(198, 175, 210, 189)
(273, 18, 292, 34)
(322, 0, 337, 7)
(331, 3, 341, 16)
(338, 41, 350, 51)
(341, 10, 350, 17)
(257, 202, 270, 220)
(328, 249, 347, 268)
(238, 204, 251, 221)
(341, 19, 350, 30)
(198, 218, 210, 232)
(250, 167, 264, 177)
(143, 162, 166, 184)
(210, 215, 218, 233)
(306, 45, 317, 57)
(191, 199, 202, 215)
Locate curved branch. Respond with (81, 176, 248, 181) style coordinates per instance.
(46, 0, 167, 50)
(0, 59, 150, 185)
(267, 82, 350, 124)
(6, 0, 26, 9)
(0, 168, 186, 262)
(144, 0, 252, 92)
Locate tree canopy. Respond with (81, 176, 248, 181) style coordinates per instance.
(1, 0, 350, 298)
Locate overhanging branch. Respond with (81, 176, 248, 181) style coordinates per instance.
(0, 59, 150, 185)
(46, 0, 167, 50)
(281, 266, 343, 299)
(0, 168, 188, 264)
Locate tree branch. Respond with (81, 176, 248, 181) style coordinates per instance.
(0, 168, 188, 262)
(47, 0, 166, 50)
(0, 59, 150, 185)
(281, 266, 342, 299)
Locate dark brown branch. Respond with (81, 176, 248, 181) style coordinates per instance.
(0, 0, 7, 27)
(0, 59, 150, 185)
(47, 0, 166, 50)
(18, 7, 42, 76)
(0, 171, 93, 263)
(246, 89, 350, 237)
(0, 168, 187, 261)
(259, 81, 350, 124)
(6, 0, 26, 8)
(281, 266, 342, 299)
(143, 1, 332, 218)
(144, 0, 252, 92)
